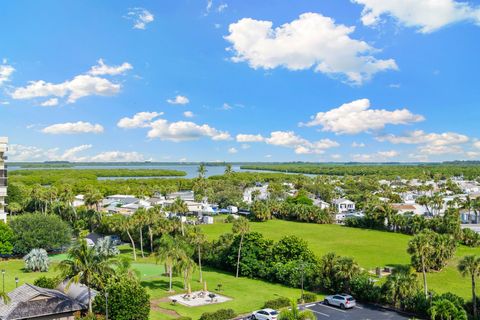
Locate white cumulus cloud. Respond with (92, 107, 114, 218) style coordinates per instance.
(353, 150, 399, 162)
(167, 95, 190, 105)
(117, 112, 163, 129)
(225, 13, 398, 85)
(148, 118, 231, 142)
(228, 147, 238, 154)
(42, 121, 104, 135)
(90, 151, 145, 162)
(0, 61, 15, 85)
(12, 74, 121, 103)
(302, 98, 424, 134)
(352, 0, 480, 33)
(40, 98, 59, 107)
(118, 111, 231, 142)
(126, 8, 155, 30)
(183, 111, 194, 118)
(377, 130, 470, 155)
(352, 142, 366, 148)
(88, 59, 133, 76)
(7, 144, 146, 162)
(236, 134, 265, 142)
(265, 131, 339, 154)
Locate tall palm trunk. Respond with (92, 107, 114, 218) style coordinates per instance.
(148, 226, 154, 253)
(236, 234, 244, 278)
(139, 228, 145, 258)
(181, 218, 185, 236)
(87, 286, 92, 314)
(126, 229, 137, 261)
(473, 274, 477, 320)
(168, 265, 173, 292)
(198, 245, 203, 283)
(421, 254, 428, 298)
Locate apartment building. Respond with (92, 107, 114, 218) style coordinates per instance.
(0, 137, 7, 223)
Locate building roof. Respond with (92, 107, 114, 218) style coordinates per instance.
(392, 204, 417, 211)
(333, 198, 354, 205)
(0, 284, 85, 320)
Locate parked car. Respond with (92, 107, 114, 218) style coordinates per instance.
(323, 294, 356, 309)
(251, 308, 279, 320)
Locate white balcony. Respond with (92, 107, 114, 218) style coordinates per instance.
(0, 186, 6, 197)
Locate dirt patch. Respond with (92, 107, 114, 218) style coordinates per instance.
(151, 298, 181, 318)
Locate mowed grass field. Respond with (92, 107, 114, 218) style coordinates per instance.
(0, 247, 305, 320)
(202, 218, 480, 299)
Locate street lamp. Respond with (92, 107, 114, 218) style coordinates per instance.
(1, 270, 5, 293)
(15, 277, 19, 288)
(298, 262, 305, 304)
(105, 291, 109, 320)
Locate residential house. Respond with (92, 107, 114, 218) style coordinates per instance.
(0, 284, 86, 320)
(333, 198, 355, 213)
(391, 203, 424, 215)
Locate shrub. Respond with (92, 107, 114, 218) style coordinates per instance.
(73, 312, 105, 320)
(199, 309, 236, 320)
(34, 276, 59, 289)
(10, 214, 71, 254)
(224, 215, 236, 223)
(95, 236, 119, 258)
(299, 292, 317, 303)
(0, 222, 14, 255)
(350, 272, 382, 303)
(93, 277, 150, 320)
(264, 297, 291, 309)
(176, 317, 192, 320)
(24, 248, 49, 272)
(461, 228, 480, 247)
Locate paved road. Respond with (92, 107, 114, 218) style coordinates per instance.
(299, 302, 412, 319)
(238, 302, 412, 320)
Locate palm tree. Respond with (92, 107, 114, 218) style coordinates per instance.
(169, 197, 189, 236)
(458, 255, 480, 319)
(84, 188, 103, 212)
(278, 301, 315, 320)
(155, 235, 185, 292)
(146, 206, 162, 253)
(115, 215, 137, 261)
(133, 209, 148, 258)
(57, 240, 114, 313)
(190, 226, 207, 283)
(224, 164, 233, 175)
(382, 266, 418, 308)
(197, 163, 207, 179)
(407, 232, 433, 298)
(58, 184, 77, 220)
(429, 299, 467, 320)
(232, 217, 250, 278)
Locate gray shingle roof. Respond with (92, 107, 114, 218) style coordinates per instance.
(0, 284, 85, 320)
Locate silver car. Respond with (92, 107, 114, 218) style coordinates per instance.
(324, 294, 356, 309)
(251, 308, 279, 320)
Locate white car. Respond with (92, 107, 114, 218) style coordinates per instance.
(324, 294, 356, 309)
(251, 308, 279, 320)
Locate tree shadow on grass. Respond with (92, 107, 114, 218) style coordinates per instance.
(141, 279, 184, 292)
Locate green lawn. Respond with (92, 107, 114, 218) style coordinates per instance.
(144, 267, 307, 320)
(3, 220, 479, 319)
(202, 218, 480, 299)
(0, 258, 59, 292)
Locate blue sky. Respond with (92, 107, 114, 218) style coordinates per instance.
(1, 0, 480, 162)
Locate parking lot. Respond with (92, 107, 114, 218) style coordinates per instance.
(237, 302, 412, 320)
(299, 302, 412, 319)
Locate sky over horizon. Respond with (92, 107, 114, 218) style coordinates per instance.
(1, 0, 480, 162)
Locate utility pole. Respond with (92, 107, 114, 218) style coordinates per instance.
(105, 291, 109, 320)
